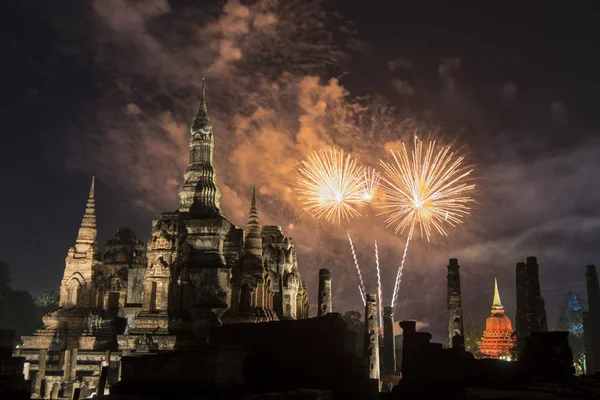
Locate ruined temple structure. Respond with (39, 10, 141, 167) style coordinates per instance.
(584, 264, 600, 373)
(515, 256, 548, 359)
(389, 320, 583, 400)
(477, 279, 515, 359)
(317, 269, 333, 316)
(447, 258, 464, 348)
(17, 81, 309, 398)
(364, 293, 380, 387)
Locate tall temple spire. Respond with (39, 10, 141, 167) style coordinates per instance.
(243, 186, 262, 255)
(491, 278, 504, 314)
(247, 186, 260, 236)
(75, 176, 97, 248)
(178, 78, 222, 217)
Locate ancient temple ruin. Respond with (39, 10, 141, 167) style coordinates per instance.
(17, 81, 309, 398)
(584, 264, 600, 373)
(515, 256, 548, 359)
(447, 258, 464, 348)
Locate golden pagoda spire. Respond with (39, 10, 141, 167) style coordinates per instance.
(491, 277, 505, 315)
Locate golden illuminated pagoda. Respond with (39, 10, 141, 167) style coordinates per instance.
(478, 278, 516, 359)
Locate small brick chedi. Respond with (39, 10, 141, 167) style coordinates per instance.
(478, 278, 516, 358)
(18, 81, 309, 398)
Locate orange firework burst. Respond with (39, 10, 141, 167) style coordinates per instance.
(296, 148, 366, 223)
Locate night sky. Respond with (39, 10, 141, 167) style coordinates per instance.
(2, 0, 600, 342)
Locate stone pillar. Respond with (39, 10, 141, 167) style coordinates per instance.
(383, 306, 396, 373)
(317, 269, 332, 317)
(70, 349, 78, 381)
(447, 258, 464, 348)
(35, 349, 47, 396)
(583, 311, 593, 374)
(96, 366, 108, 397)
(23, 362, 30, 380)
(585, 264, 600, 373)
(63, 349, 72, 381)
(515, 261, 528, 358)
(50, 383, 60, 399)
(364, 293, 380, 383)
(71, 386, 81, 400)
(525, 256, 548, 332)
(399, 320, 416, 379)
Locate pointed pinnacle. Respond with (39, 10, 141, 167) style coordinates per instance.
(251, 185, 257, 209)
(493, 277, 502, 307)
(89, 176, 96, 199)
(200, 78, 207, 111)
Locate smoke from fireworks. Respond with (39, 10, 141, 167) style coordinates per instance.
(297, 148, 366, 223)
(379, 137, 475, 308)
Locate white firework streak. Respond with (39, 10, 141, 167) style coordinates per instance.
(391, 222, 415, 308)
(348, 233, 366, 306)
(375, 240, 383, 328)
(358, 285, 366, 307)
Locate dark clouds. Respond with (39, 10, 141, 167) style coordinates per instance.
(3, 0, 600, 343)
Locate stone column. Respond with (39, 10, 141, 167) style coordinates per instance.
(35, 349, 47, 396)
(583, 311, 593, 374)
(63, 349, 72, 381)
(50, 383, 60, 399)
(586, 264, 600, 373)
(383, 306, 396, 373)
(364, 293, 380, 383)
(71, 349, 78, 382)
(96, 366, 108, 397)
(317, 269, 332, 317)
(526, 256, 548, 332)
(515, 261, 528, 358)
(23, 362, 30, 381)
(447, 258, 464, 348)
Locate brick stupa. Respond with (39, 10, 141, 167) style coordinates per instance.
(478, 278, 516, 358)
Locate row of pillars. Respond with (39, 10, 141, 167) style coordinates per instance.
(32, 349, 110, 399)
(317, 268, 391, 366)
(316, 269, 395, 387)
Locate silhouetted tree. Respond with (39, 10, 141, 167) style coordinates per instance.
(0, 260, 50, 338)
(555, 291, 586, 373)
(463, 313, 483, 355)
(342, 310, 365, 355)
(35, 290, 59, 313)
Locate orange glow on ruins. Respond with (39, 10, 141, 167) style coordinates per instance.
(478, 278, 516, 359)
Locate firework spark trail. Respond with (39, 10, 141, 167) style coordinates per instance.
(358, 285, 365, 307)
(379, 137, 475, 308)
(348, 233, 366, 306)
(297, 148, 366, 223)
(375, 240, 383, 327)
(391, 222, 414, 308)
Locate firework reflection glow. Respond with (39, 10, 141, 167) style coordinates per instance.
(379, 137, 475, 308)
